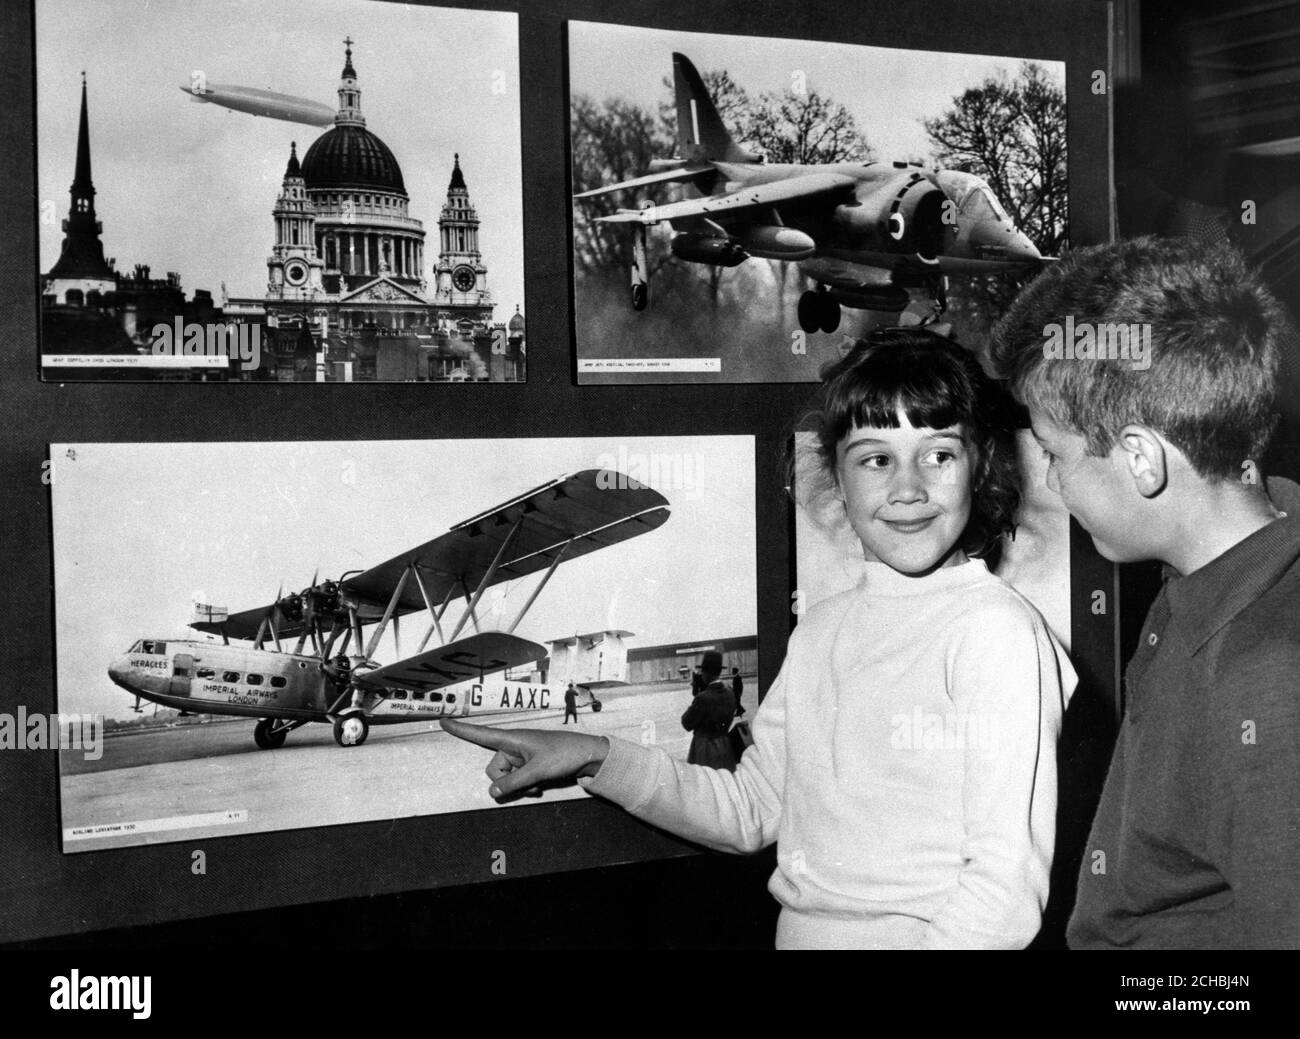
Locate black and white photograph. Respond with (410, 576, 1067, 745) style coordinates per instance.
(50, 436, 757, 851)
(6, 0, 1300, 992)
(569, 21, 1067, 383)
(37, 0, 526, 382)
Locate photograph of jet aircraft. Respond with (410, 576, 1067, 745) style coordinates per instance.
(569, 23, 1068, 384)
(51, 437, 756, 851)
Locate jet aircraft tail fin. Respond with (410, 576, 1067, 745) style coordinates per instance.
(672, 52, 761, 165)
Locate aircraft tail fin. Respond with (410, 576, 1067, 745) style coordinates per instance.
(673, 52, 761, 165)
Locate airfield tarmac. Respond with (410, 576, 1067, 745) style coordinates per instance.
(58, 681, 703, 852)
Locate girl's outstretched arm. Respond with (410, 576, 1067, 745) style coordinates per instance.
(442, 642, 797, 855)
(438, 719, 609, 799)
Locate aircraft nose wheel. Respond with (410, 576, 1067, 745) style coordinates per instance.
(333, 714, 369, 747)
(631, 282, 648, 311)
(797, 290, 841, 334)
(254, 718, 288, 750)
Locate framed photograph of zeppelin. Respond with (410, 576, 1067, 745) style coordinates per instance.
(36, 0, 526, 382)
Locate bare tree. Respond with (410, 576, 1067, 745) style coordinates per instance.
(924, 62, 1068, 335)
(571, 95, 674, 278)
(747, 87, 873, 166)
(744, 88, 874, 322)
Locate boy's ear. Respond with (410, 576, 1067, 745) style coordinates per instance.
(1117, 424, 1167, 498)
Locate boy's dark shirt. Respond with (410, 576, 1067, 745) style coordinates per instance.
(1068, 478, 1300, 949)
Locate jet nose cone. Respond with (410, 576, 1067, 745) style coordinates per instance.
(969, 221, 1043, 267)
(1006, 231, 1043, 265)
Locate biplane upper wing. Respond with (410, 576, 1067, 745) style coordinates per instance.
(193, 469, 669, 640)
(192, 603, 292, 641)
(596, 172, 857, 225)
(342, 468, 669, 614)
(354, 631, 546, 691)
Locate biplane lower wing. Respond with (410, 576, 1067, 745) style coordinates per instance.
(354, 631, 546, 691)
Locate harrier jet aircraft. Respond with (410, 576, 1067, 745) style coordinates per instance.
(108, 470, 668, 748)
(575, 53, 1048, 332)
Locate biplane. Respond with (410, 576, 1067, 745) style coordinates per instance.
(575, 53, 1046, 329)
(107, 470, 669, 748)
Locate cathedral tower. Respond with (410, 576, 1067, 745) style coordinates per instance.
(267, 142, 324, 300)
(44, 74, 116, 306)
(433, 154, 492, 316)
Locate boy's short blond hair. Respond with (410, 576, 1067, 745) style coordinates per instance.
(989, 237, 1284, 480)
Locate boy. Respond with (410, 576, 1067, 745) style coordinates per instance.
(989, 236, 1300, 949)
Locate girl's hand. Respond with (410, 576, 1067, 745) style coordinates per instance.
(439, 718, 610, 802)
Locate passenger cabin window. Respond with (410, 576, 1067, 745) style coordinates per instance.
(246, 674, 263, 686)
(196, 667, 215, 679)
(222, 671, 240, 683)
(392, 690, 407, 700)
(270, 676, 287, 688)
(446, 694, 456, 704)
(429, 693, 442, 703)
(412, 691, 425, 701)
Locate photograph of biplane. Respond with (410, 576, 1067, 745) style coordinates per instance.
(51, 437, 757, 851)
(569, 23, 1067, 383)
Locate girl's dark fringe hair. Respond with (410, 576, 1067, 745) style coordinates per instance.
(786, 327, 1022, 569)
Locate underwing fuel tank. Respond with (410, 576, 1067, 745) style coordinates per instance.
(670, 232, 748, 267)
(733, 225, 816, 260)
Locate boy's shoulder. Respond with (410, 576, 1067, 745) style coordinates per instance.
(1210, 550, 1300, 697)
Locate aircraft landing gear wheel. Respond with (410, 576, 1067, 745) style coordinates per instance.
(591, 700, 603, 713)
(254, 718, 287, 750)
(797, 291, 821, 334)
(333, 714, 369, 747)
(631, 283, 648, 311)
(818, 293, 841, 334)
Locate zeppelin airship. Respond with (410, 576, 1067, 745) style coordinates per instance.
(180, 83, 335, 127)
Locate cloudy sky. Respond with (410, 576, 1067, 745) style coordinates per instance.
(569, 20, 1064, 165)
(51, 436, 757, 719)
(37, 0, 524, 315)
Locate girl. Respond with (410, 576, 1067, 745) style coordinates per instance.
(443, 329, 1075, 949)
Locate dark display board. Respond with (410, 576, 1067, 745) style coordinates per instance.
(0, 0, 1113, 945)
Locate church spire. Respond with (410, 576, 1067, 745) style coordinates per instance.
(47, 73, 114, 283)
(285, 140, 300, 177)
(449, 152, 466, 191)
(73, 72, 94, 195)
(335, 36, 364, 127)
